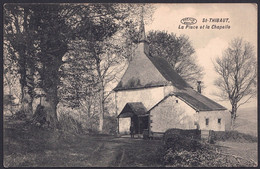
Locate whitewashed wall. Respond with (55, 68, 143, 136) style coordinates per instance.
(198, 110, 228, 131)
(118, 117, 131, 134)
(150, 95, 197, 133)
(116, 86, 164, 134)
(116, 86, 176, 134)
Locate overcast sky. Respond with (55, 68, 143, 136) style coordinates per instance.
(145, 3, 257, 109)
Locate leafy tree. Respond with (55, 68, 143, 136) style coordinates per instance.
(213, 38, 257, 129)
(4, 4, 37, 118)
(147, 31, 204, 87)
(3, 3, 154, 131)
(58, 4, 155, 132)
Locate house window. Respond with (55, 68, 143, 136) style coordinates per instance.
(176, 100, 178, 103)
(218, 118, 221, 124)
(205, 118, 209, 126)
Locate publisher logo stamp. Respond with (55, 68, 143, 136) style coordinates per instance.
(180, 17, 197, 25)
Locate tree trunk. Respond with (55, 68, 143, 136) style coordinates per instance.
(230, 103, 237, 130)
(20, 61, 34, 119)
(40, 87, 58, 128)
(38, 57, 62, 128)
(98, 85, 105, 132)
(21, 86, 33, 119)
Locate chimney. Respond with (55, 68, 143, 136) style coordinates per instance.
(197, 81, 202, 93)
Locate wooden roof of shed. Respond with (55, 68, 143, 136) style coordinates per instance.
(117, 102, 148, 118)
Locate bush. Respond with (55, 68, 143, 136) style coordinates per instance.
(163, 135, 256, 167)
(11, 110, 27, 120)
(103, 115, 117, 135)
(163, 128, 201, 144)
(58, 113, 83, 134)
(210, 130, 258, 143)
(165, 134, 206, 152)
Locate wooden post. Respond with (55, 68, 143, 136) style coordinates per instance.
(138, 116, 141, 138)
(117, 117, 120, 135)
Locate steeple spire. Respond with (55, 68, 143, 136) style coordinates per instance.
(139, 6, 147, 43)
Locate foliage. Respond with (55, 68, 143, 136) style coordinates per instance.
(10, 110, 27, 120)
(163, 128, 201, 144)
(58, 113, 84, 134)
(103, 115, 118, 135)
(4, 95, 16, 107)
(163, 135, 256, 167)
(213, 38, 257, 128)
(147, 31, 204, 86)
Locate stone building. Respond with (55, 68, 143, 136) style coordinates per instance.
(113, 19, 230, 137)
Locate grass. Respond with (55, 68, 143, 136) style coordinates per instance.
(234, 107, 257, 137)
(3, 118, 164, 167)
(216, 141, 258, 163)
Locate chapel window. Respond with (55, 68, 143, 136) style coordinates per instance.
(205, 118, 209, 126)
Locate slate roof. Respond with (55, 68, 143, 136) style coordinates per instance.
(175, 89, 226, 111)
(148, 88, 227, 112)
(117, 102, 148, 118)
(113, 46, 191, 91)
(147, 55, 191, 89)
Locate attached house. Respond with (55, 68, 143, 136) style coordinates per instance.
(113, 19, 230, 137)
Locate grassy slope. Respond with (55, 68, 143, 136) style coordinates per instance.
(234, 107, 257, 137)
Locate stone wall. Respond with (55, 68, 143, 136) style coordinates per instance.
(150, 95, 197, 133)
(198, 110, 228, 131)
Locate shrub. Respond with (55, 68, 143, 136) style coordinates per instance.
(163, 128, 201, 144)
(103, 115, 117, 135)
(11, 110, 27, 120)
(163, 136, 256, 167)
(58, 113, 83, 134)
(165, 134, 206, 152)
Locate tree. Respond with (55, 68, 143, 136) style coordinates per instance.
(4, 4, 37, 118)
(213, 38, 257, 129)
(147, 31, 204, 87)
(4, 3, 154, 131)
(58, 4, 155, 132)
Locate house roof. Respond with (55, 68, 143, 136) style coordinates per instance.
(117, 102, 148, 118)
(148, 88, 227, 112)
(174, 88, 227, 111)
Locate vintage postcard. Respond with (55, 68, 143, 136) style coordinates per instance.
(3, 3, 258, 167)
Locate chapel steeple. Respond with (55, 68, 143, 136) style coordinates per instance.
(139, 8, 147, 43)
(138, 6, 149, 55)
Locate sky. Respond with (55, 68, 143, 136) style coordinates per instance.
(145, 3, 257, 109)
